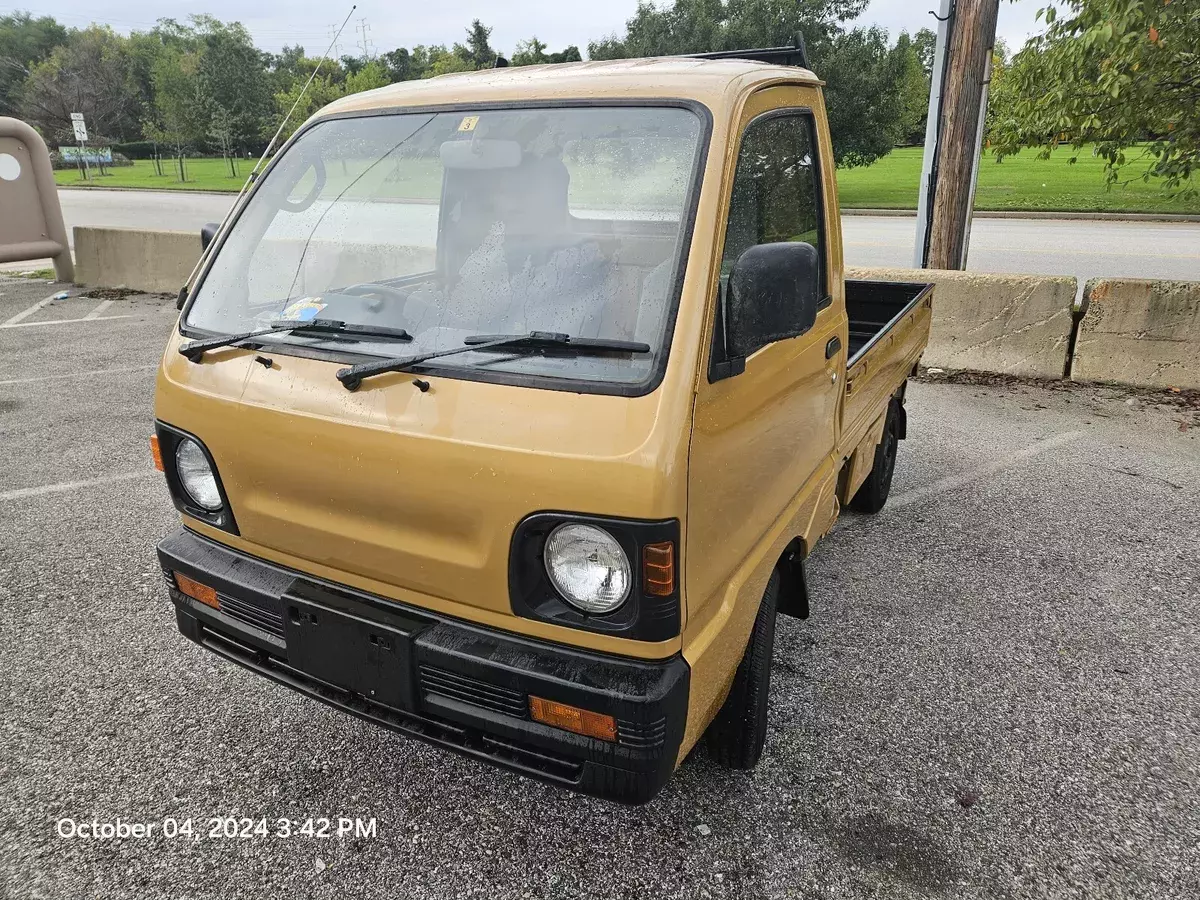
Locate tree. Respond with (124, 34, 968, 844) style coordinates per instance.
(819, 27, 911, 166)
(549, 46, 583, 64)
(344, 60, 390, 95)
(588, 0, 870, 60)
(208, 103, 238, 175)
(584, 0, 907, 167)
(991, 0, 1199, 196)
(912, 26, 937, 75)
(191, 16, 272, 152)
(460, 19, 497, 69)
(0, 12, 67, 116)
(273, 69, 345, 142)
(512, 37, 549, 67)
(20, 26, 141, 145)
(268, 57, 388, 143)
(894, 31, 931, 146)
(380, 47, 417, 81)
(425, 47, 474, 77)
(125, 30, 171, 136)
(511, 38, 582, 67)
(340, 55, 366, 77)
(149, 43, 206, 178)
(271, 44, 308, 81)
(984, 41, 1013, 145)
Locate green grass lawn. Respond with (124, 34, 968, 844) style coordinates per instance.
(57, 146, 1200, 214)
(55, 157, 254, 192)
(836, 145, 1199, 214)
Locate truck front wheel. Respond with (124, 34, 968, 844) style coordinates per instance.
(849, 399, 900, 514)
(705, 570, 779, 770)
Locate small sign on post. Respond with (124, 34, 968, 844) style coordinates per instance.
(70, 112, 88, 142)
(70, 112, 90, 180)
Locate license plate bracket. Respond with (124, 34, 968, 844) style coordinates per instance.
(282, 590, 421, 712)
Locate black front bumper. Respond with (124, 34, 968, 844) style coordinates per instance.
(157, 528, 689, 804)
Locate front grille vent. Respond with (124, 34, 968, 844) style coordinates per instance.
(419, 665, 527, 718)
(617, 716, 667, 749)
(219, 594, 285, 638)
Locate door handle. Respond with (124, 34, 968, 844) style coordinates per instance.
(825, 336, 841, 359)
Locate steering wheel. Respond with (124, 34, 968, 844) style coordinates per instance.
(278, 156, 327, 213)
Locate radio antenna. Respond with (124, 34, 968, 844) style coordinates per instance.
(179, 4, 356, 291)
(251, 4, 356, 184)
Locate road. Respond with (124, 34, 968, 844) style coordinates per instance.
(2, 274, 1198, 898)
(50, 188, 1200, 284)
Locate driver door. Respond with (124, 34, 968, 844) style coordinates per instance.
(685, 86, 847, 717)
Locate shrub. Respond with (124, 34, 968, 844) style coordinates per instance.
(113, 141, 158, 159)
(49, 150, 134, 170)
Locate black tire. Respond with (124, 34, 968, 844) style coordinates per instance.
(849, 399, 900, 514)
(705, 570, 780, 770)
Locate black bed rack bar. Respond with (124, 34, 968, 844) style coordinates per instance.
(685, 34, 811, 70)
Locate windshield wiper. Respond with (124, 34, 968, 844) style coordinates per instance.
(179, 318, 411, 362)
(294, 320, 414, 344)
(336, 330, 650, 392)
(463, 333, 652, 354)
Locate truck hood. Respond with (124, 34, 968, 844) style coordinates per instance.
(155, 344, 688, 654)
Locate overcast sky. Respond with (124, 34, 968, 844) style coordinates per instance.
(6, 0, 1048, 57)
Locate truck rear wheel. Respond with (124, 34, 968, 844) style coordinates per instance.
(705, 570, 779, 770)
(849, 399, 900, 514)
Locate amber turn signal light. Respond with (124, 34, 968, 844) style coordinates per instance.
(149, 435, 164, 472)
(529, 696, 617, 742)
(174, 572, 219, 610)
(642, 540, 675, 597)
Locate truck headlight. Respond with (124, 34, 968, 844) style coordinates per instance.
(175, 438, 222, 511)
(544, 523, 631, 614)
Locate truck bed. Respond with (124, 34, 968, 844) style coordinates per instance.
(845, 280, 933, 365)
(839, 279, 934, 472)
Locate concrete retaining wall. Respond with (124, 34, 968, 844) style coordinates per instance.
(70, 227, 1200, 391)
(74, 226, 200, 294)
(72, 227, 437, 298)
(1073, 279, 1200, 390)
(848, 266, 1077, 380)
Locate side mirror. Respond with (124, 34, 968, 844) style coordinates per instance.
(726, 242, 821, 361)
(200, 222, 220, 251)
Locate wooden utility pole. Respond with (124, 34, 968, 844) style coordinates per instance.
(927, 0, 1001, 270)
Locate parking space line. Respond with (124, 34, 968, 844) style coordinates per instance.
(0, 471, 155, 503)
(0, 364, 157, 386)
(2, 293, 60, 326)
(0, 315, 132, 329)
(83, 300, 115, 319)
(888, 430, 1085, 511)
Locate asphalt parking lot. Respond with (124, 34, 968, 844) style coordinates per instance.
(1, 274, 1198, 899)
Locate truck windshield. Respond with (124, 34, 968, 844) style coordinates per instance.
(184, 105, 705, 388)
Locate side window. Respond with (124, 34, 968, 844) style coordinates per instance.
(709, 111, 828, 380)
(720, 113, 826, 300)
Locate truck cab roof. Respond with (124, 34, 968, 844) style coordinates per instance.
(319, 57, 823, 120)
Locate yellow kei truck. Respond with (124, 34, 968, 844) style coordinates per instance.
(153, 46, 932, 804)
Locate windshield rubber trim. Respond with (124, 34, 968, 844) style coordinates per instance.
(177, 97, 714, 399)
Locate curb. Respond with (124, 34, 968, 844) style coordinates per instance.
(57, 184, 240, 197)
(54, 186, 1200, 222)
(841, 208, 1200, 223)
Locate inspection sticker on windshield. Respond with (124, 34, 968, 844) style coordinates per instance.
(279, 298, 327, 322)
(457, 116, 479, 132)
